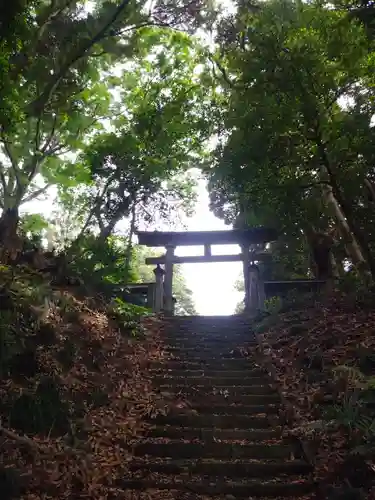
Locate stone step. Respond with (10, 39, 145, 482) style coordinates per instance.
(171, 329, 253, 334)
(134, 441, 298, 460)
(150, 413, 273, 429)
(157, 392, 280, 405)
(129, 317, 313, 499)
(192, 403, 279, 415)
(163, 334, 252, 341)
(165, 355, 257, 363)
(149, 426, 282, 441)
(166, 345, 257, 354)
(166, 345, 256, 354)
(154, 376, 269, 386)
(166, 322, 252, 330)
(170, 332, 254, 339)
(166, 350, 253, 358)
(166, 315, 250, 321)
(152, 369, 265, 378)
(164, 338, 254, 346)
(158, 383, 276, 394)
(150, 360, 263, 371)
(130, 458, 312, 478)
(120, 477, 315, 497)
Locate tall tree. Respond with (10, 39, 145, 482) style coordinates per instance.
(207, 0, 375, 279)
(69, 29, 212, 240)
(0, 0, 215, 254)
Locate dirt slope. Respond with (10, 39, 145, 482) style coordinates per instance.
(253, 295, 375, 498)
(0, 265, 169, 499)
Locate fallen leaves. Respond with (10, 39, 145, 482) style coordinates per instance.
(0, 269, 172, 499)
(253, 294, 375, 496)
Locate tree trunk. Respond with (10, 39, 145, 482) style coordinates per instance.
(0, 207, 22, 261)
(317, 141, 375, 278)
(123, 203, 137, 286)
(305, 227, 335, 280)
(331, 247, 346, 277)
(364, 178, 375, 203)
(329, 248, 340, 279)
(321, 184, 368, 271)
(97, 208, 127, 242)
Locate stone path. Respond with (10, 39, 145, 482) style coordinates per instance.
(124, 316, 315, 499)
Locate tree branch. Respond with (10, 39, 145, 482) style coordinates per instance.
(34, 0, 77, 49)
(90, 50, 107, 57)
(28, 0, 134, 116)
(40, 114, 58, 155)
(208, 54, 239, 89)
(0, 163, 8, 196)
(35, 115, 42, 152)
(76, 174, 117, 240)
(0, 133, 22, 187)
(23, 183, 52, 202)
(301, 180, 331, 190)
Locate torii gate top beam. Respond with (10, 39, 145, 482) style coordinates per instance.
(135, 228, 278, 247)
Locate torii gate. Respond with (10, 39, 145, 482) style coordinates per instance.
(135, 228, 278, 315)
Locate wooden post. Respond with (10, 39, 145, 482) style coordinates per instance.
(249, 264, 261, 313)
(153, 265, 165, 313)
(146, 283, 155, 309)
(258, 269, 265, 311)
(164, 244, 175, 315)
(241, 245, 251, 311)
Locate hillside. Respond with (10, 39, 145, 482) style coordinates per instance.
(0, 264, 170, 499)
(2, 259, 375, 499)
(252, 293, 375, 498)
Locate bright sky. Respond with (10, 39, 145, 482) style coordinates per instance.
(23, 178, 243, 315)
(20, 0, 243, 316)
(177, 0, 242, 315)
(177, 179, 243, 315)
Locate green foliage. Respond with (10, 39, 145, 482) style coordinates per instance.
(172, 265, 197, 315)
(207, 0, 375, 279)
(328, 393, 366, 432)
(355, 416, 375, 441)
(327, 394, 375, 442)
(264, 296, 284, 315)
(19, 213, 50, 249)
(20, 213, 49, 235)
(332, 365, 375, 390)
(110, 297, 149, 337)
(76, 30, 212, 237)
(325, 365, 375, 440)
(0, 0, 35, 128)
(69, 234, 139, 287)
(253, 312, 282, 334)
(0, 1, 213, 230)
(113, 298, 149, 318)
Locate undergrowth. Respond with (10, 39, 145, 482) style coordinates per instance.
(253, 290, 375, 497)
(0, 264, 166, 499)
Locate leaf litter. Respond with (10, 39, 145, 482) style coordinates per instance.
(0, 266, 175, 499)
(251, 293, 375, 497)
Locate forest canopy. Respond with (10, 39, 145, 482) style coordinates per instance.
(2, 0, 375, 305)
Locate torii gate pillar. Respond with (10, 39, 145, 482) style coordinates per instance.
(164, 244, 175, 315)
(241, 244, 251, 311)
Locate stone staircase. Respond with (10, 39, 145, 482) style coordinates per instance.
(124, 316, 315, 499)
